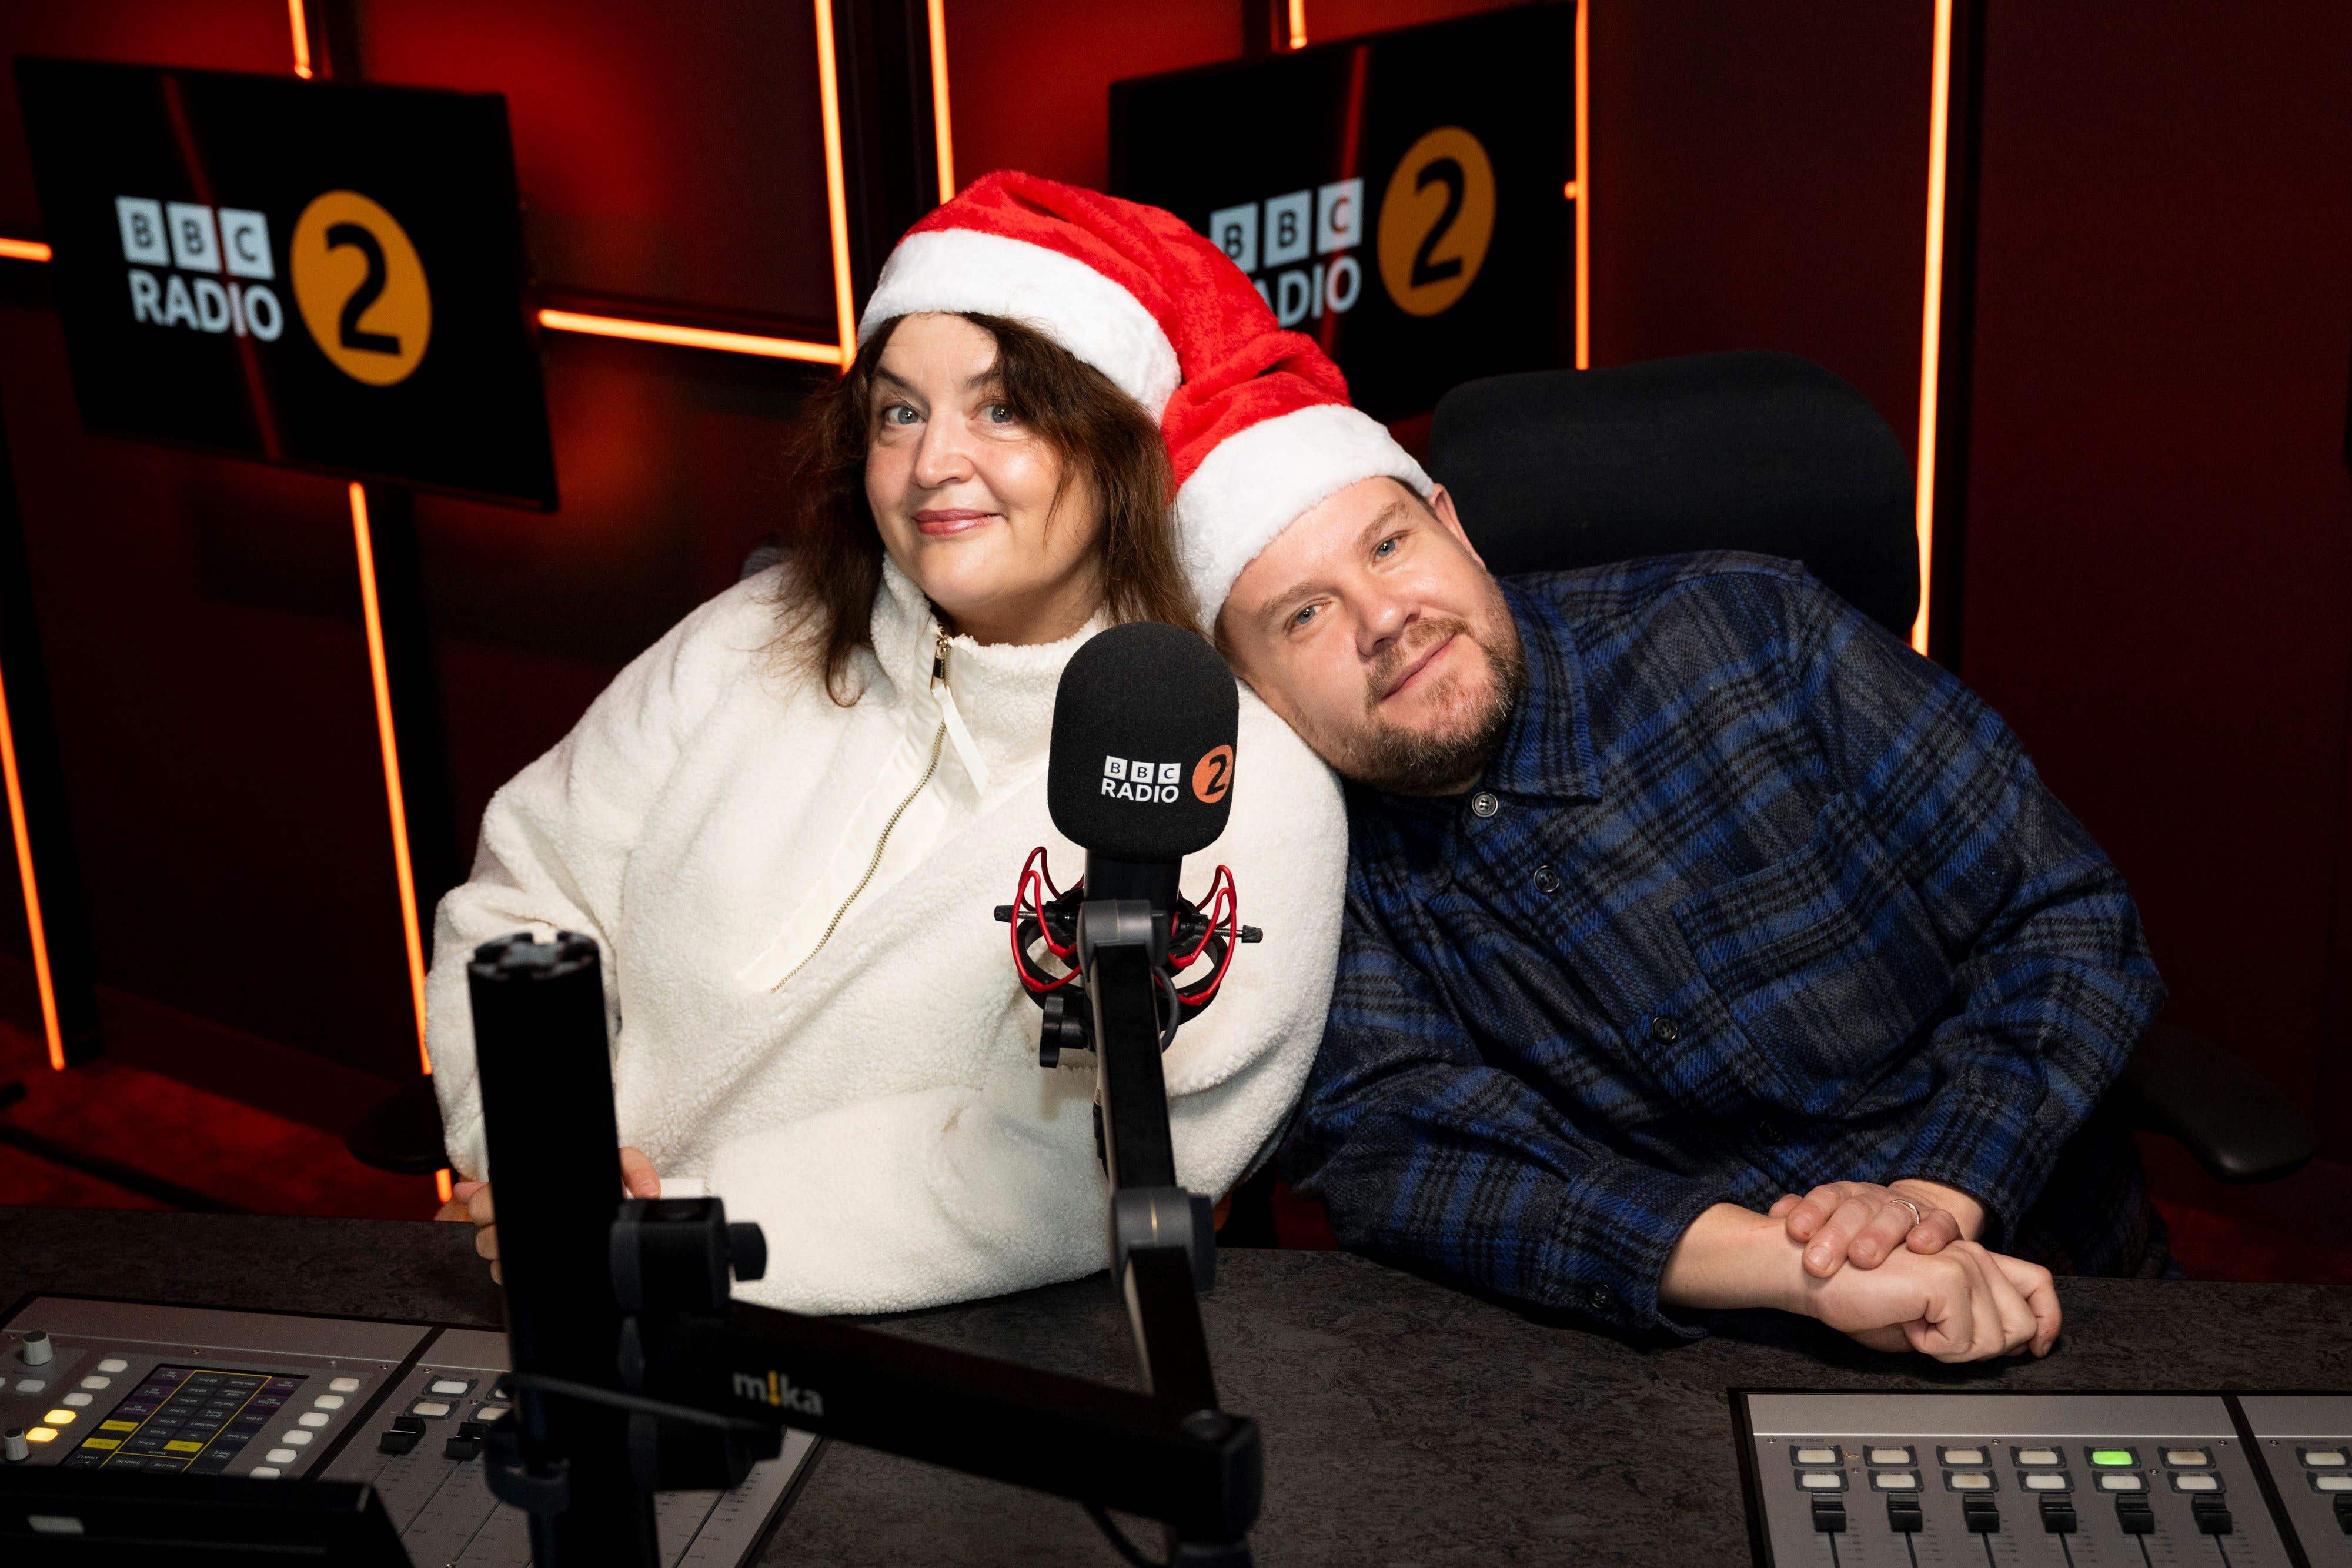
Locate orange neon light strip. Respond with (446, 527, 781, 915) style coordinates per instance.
(1574, 0, 1589, 370)
(286, 0, 313, 79)
(0, 657, 65, 1071)
(813, 0, 858, 369)
(926, 0, 957, 202)
(1912, 0, 1952, 656)
(538, 309, 844, 364)
(1288, 0, 1308, 50)
(0, 238, 52, 263)
(348, 483, 431, 1078)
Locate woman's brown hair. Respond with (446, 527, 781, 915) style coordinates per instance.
(772, 312, 1195, 704)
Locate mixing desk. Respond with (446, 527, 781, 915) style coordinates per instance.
(1739, 1392, 2352, 1568)
(1, 1294, 818, 1566)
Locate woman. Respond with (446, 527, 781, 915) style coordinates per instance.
(426, 175, 1346, 1314)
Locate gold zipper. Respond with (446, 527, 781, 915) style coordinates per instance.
(770, 630, 954, 992)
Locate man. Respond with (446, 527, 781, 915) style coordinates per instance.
(1158, 323, 2163, 1361)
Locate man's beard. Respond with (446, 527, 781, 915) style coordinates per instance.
(1343, 609, 1526, 796)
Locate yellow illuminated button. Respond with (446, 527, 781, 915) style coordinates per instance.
(2090, 1449, 2137, 1466)
(163, 1439, 205, 1453)
(42, 1409, 75, 1425)
(79, 1438, 121, 1451)
(25, 1427, 57, 1443)
(98, 1420, 138, 1433)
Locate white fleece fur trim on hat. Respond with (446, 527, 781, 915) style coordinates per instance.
(858, 229, 1181, 414)
(1174, 402, 1433, 618)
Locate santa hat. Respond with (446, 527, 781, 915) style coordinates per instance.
(1158, 285, 1429, 621)
(858, 172, 1198, 418)
(861, 172, 1428, 618)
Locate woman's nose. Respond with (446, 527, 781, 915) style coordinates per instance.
(911, 417, 978, 488)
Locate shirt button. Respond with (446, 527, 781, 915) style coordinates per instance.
(1532, 864, 1561, 895)
(1648, 1014, 1682, 1045)
(1470, 790, 1500, 818)
(1586, 1285, 1612, 1313)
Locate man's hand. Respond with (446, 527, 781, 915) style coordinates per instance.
(1770, 1178, 1983, 1276)
(1798, 1238, 2060, 1361)
(432, 1147, 662, 1286)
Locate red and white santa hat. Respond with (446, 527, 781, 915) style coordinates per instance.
(1161, 304, 1430, 620)
(861, 171, 1428, 618)
(858, 172, 1193, 419)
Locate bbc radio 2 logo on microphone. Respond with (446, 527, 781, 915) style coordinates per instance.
(1204, 126, 1497, 327)
(112, 189, 432, 385)
(1104, 746, 1235, 806)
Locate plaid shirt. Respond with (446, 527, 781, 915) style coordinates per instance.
(1278, 555, 2167, 1338)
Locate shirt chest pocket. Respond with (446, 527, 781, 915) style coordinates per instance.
(1671, 793, 1954, 1117)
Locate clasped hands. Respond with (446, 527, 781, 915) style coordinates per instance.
(433, 1146, 662, 1286)
(1764, 1177, 2057, 1362)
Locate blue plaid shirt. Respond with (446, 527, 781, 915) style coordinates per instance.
(1278, 555, 2167, 1338)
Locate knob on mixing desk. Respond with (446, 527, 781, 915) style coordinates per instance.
(18, 1331, 52, 1366)
(4, 1427, 28, 1463)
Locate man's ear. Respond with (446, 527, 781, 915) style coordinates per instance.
(1424, 482, 1486, 571)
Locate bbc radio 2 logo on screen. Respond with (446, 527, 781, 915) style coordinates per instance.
(112, 190, 432, 385)
(1205, 126, 1498, 326)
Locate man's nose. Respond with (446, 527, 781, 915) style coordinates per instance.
(1357, 589, 1415, 658)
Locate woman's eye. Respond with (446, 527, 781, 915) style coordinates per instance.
(984, 402, 1017, 424)
(879, 403, 918, 427)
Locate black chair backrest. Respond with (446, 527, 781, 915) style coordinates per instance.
(1424, 352, 1919, 636)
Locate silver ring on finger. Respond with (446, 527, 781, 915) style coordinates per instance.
(1889, 1195, 1927, 1231)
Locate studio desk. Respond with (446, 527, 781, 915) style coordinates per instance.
(3, 1206, 2348, 1565)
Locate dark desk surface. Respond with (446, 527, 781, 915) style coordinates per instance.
(4, 1206, 2347, 1564)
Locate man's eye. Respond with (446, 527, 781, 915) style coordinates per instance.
(1372, 536, 1400, 560)
(1290, 604, 1319, 629)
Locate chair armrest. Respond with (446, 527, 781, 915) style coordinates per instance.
(2109, 1021, 2316, 1185)
(344, 1075, 451, 1176)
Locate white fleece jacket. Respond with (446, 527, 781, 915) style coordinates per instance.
(423, 559, 1345, 1315)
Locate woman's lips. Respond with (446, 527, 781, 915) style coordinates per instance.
(1382, 633, 1458, 701)
(914, 509, 997, 537)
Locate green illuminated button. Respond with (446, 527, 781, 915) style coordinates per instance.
(2090, 1449, 2138, 1467)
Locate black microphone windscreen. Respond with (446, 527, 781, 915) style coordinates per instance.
(1048, 623, 1239, 862)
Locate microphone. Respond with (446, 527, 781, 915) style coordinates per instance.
(1000, 624, 1261, 1065)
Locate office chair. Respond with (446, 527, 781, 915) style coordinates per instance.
(1423, 350, 2313, 1188)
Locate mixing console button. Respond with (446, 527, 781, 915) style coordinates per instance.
(12, 1380, 42, 1394)
(280, 1429, 312, 1446)
(2014, 1447, 2062, 1466)
(1946, 1471, 1994, 1491)
(2096, 1473, 2145, 1492)
(2163, 1447, 2210, 1466)
(1872, 1472, 1919, 1492)
(472, 1403, 510, 1423)
(409, 1400, 453, 1419)
(60, 1393, 90, 1407)
(296, 1412, 329, 1427)
(250, 1466, 280, 1477)
(266, 1447, 296, 1463)
(2169, 1473, 2220, 1493)
(1940, 1447, 1988, 1466)
(1793, 1446, 1839, 1465)
(2309, 1475, 2351, 1493)
(26, 1427, 57, 1443)
(78, 1376, 109, 1389)
(312, 1395, 343, 1410)
(1866, 1447, 1913, 1466)
(429, 1378, 475, 1397)
(2302, 1447, 2348, 1467)
(43, 1409, 75, 1425)
(1797, 1471, 1845, 1490)
(95, 1359, 126, 1374)
(328, 1377, 360, 1392)
(2088, 1447, 2137, 1467)
(2022, 1474, 2070, 1492)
